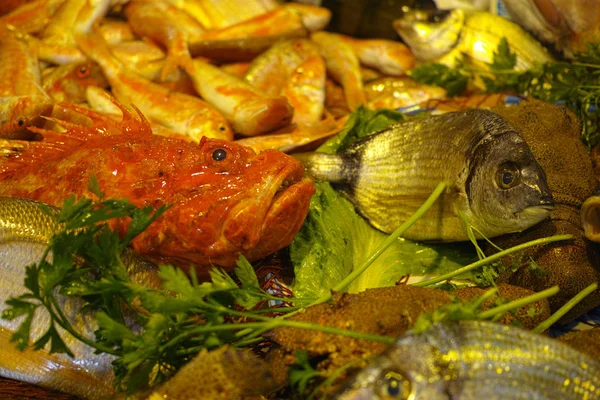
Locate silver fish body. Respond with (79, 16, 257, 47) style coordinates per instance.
(294, 109, 553, 242)
(335, 320, 600, 400)
(393, 8, 553, 70)
(0, 197, 160, 399)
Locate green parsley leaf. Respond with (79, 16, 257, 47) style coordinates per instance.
(410, 63, 469, 97)
(33, 324, 74, 356)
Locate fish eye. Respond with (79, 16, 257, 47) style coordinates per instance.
(14, 117, 25, 128)
(374, 370, 412, 399)
(496, 163, 521, 189)
(212, 148, 227, 161)
(77, 66, 90, 78)
(428, 10, 450, 23)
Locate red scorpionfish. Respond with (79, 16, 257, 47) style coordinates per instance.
(0, 99, 315, 277)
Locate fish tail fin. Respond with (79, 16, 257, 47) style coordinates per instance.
(292, 152, 347, 183)
(161, 50, 193, 82)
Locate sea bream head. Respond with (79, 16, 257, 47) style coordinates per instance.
(393, 8, 464, 62)
(460, 110, 554, 238)
(0, 100, 315, 277)
(334, 320, 600, 399)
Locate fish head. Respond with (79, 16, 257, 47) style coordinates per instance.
(465, 124, 553, 237)
(0, 96, 54, 140)
(393, 8, 464, 61)
(136, 137, 315, 272)
(334, 332, 456, 400)
(43, 61, 109, 104)
(187, 111, 235, 141)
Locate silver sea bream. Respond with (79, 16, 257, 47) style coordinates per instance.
(335, 320, 600, 400)
(294, 109, 553, 241)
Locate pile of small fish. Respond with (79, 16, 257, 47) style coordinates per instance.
(0, 0, 444, 154)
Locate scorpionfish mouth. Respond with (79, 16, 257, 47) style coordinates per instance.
(222, 151, 315, 252)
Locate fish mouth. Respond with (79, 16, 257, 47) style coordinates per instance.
(222, 156, 314, 252)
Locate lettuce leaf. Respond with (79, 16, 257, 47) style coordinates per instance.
(290, 182, 477, 299)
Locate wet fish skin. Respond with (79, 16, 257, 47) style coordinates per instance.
(393, 8, 553, 70)
(295, 109, 553, 242)
(335, 320, 600, 400)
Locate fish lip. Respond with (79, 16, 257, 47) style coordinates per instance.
(221, 157, 305, 251)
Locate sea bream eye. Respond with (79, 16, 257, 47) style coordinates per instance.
(212, 148, 227, 161)
(374, 370, 411, 399)
(496, 163, 521, 189)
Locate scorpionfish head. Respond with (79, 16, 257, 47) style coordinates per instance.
(133, 136, 315, 275)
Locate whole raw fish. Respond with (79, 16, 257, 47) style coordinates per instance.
(393, 8, 553, 70)
(0, 196, 161, 400)
(294, 109, 553, 241)
(335, 320, 600, 400)
(0, 100, 315, 275)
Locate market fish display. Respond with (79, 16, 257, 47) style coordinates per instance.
(0, 196, 162, 400)
(295, 109, 553, 241)
(0, 100, 315, 275)
(393, 8, 553, 70)
(335, 320, 600, 400)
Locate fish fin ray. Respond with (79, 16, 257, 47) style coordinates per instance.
(0, 136, 71, 175)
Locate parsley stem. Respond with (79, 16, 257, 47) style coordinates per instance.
(478, 285, 559, 320)
(532, 282, 598, 334)
(162, 318, 395, 353)
(471, 287, 498, 310)
(412, 234, 573, 287)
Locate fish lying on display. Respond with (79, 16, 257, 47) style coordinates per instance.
(335, 320, 600, 400)
(0, 99, 315, 276)
(294, 109, 553, 242)
(393, 8, 553, 70)
(0, 196, 162, 399)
